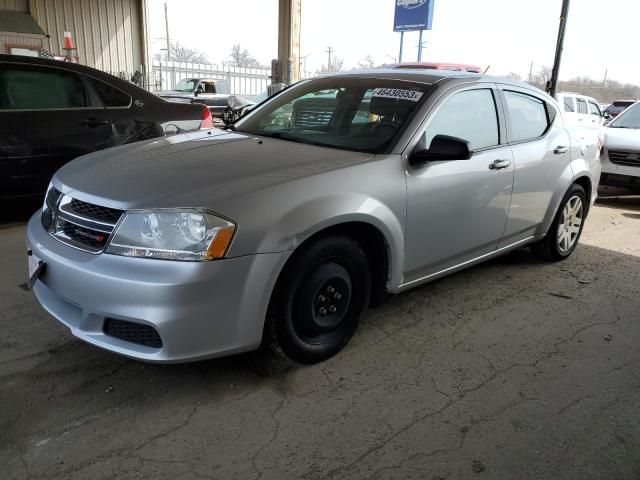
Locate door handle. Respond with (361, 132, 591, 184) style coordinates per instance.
(82, 117, 109, 128)
(554, 146, 568, 154)
(489, 159, 511, 170)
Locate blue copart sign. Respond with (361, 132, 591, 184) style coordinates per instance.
(393, 0, 435, 32)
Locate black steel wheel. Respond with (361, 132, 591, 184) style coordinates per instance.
(263, 235, 371, 364)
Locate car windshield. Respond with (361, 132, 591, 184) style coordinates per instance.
(609, 103, 640, 128)
(235, 77, 430, 153)
(174, 79, 197, 92)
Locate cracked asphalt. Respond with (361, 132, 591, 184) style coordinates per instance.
(1, 193, 639, 480)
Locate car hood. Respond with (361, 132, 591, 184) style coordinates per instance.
(604, 128, 640, 150)
(54, 129, 373, 210)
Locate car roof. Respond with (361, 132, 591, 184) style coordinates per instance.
(318, 68, 540, 91)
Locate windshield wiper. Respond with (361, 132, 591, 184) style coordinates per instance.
(261, 131, 306, 143)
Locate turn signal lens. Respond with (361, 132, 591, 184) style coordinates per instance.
(206, 226, 235, 259)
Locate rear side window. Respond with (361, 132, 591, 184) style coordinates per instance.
(0, 65, 87, 110)
(577, 98, 588, 114)
(423, 89, 499, 150)
(504, 90, 549, 143)
(89, 77, 131, 107)
(563, 96, 575, 112)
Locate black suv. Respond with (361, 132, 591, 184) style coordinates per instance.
(0, 54, 212, 203)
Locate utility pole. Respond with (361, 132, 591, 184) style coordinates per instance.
(326, 46, 333, 72)
(164, 1, 170, 62)
(528, 61, 534, 83)
(602, 69, 608, 103)
(547, 0, 570, 97)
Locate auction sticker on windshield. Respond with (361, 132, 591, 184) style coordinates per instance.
(372, 88, 423, 102)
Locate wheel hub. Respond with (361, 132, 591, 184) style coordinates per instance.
(557, 195, 584, 253)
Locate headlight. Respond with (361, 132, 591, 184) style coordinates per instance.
(106, 210, 235, 261)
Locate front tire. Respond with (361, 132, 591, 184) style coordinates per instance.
(263, 235, 371, 365)
(533, 184, 587, 261)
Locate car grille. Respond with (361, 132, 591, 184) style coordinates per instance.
(608, 150, 640, 167)
(42, 188, 124, 253)
(103, 318, 163, 348)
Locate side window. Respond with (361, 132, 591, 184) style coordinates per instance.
(587, 101, 601, 116)
(577, 98, 588, 114)
(423, 89, 499, 150)
(563, 96, 575, 112)
(0, 65, 87, 110)
(503, 90, 549, 143)
(203, 81, 216, 94)
(88, 77, 131, 107)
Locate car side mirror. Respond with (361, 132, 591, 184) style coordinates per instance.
(409, 135, 473, 165)
(603, 111, 611, 119)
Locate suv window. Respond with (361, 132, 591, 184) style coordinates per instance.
(202, 81, 216, 94)
(504, 90, 549, 143)
(0, 65, 87, 110)
(563, 95, 575, 113)
(89, 77, 131, 107)
(587, 101, 601, 116)
(423, 89, 499, 150)
(577, 98, 588, 114)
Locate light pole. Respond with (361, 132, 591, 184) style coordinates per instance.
(164, 1, 170, 62)
(548, 0, 570, 97)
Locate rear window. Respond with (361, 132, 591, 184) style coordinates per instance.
(0, 65, 87, 110)
(89, 77, 131, 107)
(613, 101, 635, 107)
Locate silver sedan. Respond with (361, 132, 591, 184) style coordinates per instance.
(26, 70, 600, 364)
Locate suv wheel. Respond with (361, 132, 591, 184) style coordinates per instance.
(533, 184, 587, 261)
(263, 235, 371, 365)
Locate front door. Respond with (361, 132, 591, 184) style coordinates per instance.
(404, 87, 514, 284)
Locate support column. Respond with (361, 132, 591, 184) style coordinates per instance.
(277, 0, 301, 84)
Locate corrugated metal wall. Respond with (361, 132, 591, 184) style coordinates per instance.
(29, 0, 143, 75)
(0, 0, 28, 11)
(0, 34, 42, 48)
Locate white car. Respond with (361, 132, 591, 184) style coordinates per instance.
(600, 101, 640, 192)
(556, 92, 604, 130)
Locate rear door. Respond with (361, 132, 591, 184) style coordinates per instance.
(498, 86, 571, 246)
(0, 63, 111, 199)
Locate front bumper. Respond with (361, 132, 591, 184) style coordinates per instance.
(26, 212, 289, 363)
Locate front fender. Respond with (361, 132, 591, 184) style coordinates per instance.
(256, 193, 406, 290)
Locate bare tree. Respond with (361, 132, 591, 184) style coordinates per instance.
(503, 72, 522, 81)
(533, 65, 553, 89)
(316, 57, 344, 75)
(357, 55, 376, 70)
(153, 41, 208, 64)
(229, 44, 261, 68)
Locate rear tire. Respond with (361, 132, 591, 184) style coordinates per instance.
(262, 235, 371, 365)
(533, 184, 587, 261)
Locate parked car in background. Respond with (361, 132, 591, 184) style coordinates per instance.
(600, 101, 640, 191)
(604, 100, 636, 119)
(556, 92, 604, 130)
(0, 54, 212, 203)
(385, 62, 483, 73)
(157, 78, 231, 118)
(27, 70, 600, 365)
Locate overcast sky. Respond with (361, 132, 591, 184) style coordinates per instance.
(149, 0, 639, 84)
